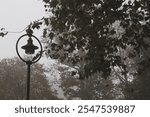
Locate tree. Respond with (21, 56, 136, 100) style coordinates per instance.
(130, 49, 150, 99)
(0, 57, 57, 100)
(41, 0, 150, 100)
(119, 0, 150, 99)
(41, 0, 150, 80)
(42, 0, 125, 79)
(58, 65, 116, 100)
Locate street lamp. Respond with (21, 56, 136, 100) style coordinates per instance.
(16, 28, 43, 100)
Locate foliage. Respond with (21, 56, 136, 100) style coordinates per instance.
(0, 57, 57, 100)
(1, 0, 150, 99)
(0, 28, 8, 37)
(1, 0, 150, 80)
(41, 0, 150, 80)
(119, 0, 150, 99)
(130, 50, 150, 99)
(41, 0, 150, 99)
(131, 67, 150, 99)
(58, 66, 116, 100)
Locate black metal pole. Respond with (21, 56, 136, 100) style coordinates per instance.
(26, 62, 31, 100)
(16, 33, 43, 100)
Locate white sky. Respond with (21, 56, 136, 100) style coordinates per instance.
(0, 0, 45, 59)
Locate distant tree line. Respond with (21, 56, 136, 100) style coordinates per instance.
(0, 58, 57, 100)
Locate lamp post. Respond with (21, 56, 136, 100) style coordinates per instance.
(16, 27, 43, 100)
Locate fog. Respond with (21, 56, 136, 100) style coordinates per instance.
(0, 0, 45, 58)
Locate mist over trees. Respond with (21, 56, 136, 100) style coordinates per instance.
(0, 0, 150, 99)
(0, 58, 57, 100)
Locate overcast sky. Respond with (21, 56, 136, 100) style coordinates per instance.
(0, 0, 45, 59)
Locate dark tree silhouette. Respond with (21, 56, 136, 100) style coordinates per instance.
(41, 0, 150, 80)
